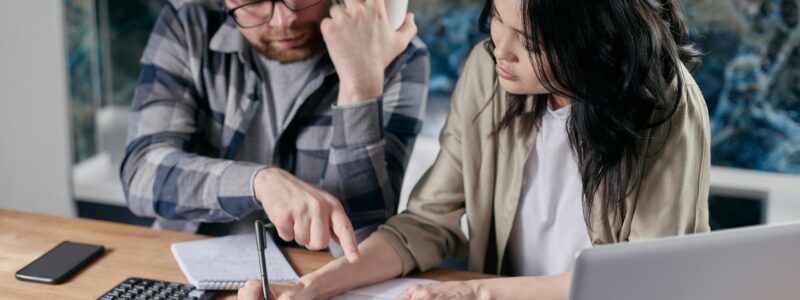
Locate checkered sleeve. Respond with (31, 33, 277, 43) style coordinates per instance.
(326, 38, 430, 228)
(119, 3, 263, 222)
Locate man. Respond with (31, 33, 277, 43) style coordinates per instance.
(120, 0, 428, 261)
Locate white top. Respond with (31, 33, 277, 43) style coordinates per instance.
(507, 105, 592, 277)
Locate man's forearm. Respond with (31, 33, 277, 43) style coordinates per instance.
(121, 141, 264, 222)
(300, 233, 403, 299)
(327, 97, 397, 225)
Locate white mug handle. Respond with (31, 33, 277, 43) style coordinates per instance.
(330, 0, 408, 30)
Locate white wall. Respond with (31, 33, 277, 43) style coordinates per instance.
(711, 167, 800, 224)
(0, 1, 75, 216)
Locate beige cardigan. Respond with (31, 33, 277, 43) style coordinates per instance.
(375, 43, 711, 276)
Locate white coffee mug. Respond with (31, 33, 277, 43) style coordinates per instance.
(386, 0, 409, 30)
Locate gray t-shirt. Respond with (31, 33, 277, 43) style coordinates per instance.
(236, 50, 323, 166)
(214, 51, 322, 236)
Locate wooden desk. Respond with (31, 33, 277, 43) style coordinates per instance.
(0, 209, 494, 299)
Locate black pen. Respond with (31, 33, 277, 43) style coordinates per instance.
(255, 221, 271, 300)
(253, 209, 385, 300)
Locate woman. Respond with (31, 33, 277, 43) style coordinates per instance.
(241, 0, 711, 298)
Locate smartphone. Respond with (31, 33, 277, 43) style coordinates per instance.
(15, 241, 105, 284)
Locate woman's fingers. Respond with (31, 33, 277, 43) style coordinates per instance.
(237, 279, 264, 300)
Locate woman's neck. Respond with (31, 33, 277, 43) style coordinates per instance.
(548, 94, 572, 110)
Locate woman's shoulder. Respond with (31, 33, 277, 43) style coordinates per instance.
(645, 63, 710, 157)
(674, 64, 708, 132)
(677, 64, 702, 106)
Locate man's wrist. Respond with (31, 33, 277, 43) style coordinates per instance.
(253, 167, 277, 205)
(337, 79, 383, 105)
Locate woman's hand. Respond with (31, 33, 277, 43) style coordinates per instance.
(394, 280, 485, 300)
(321, 0, 417, 105)
(237, 279, 317, 300)
(394, 275, 571, 300)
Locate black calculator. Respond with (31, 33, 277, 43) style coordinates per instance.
(97, 277, 216, 300)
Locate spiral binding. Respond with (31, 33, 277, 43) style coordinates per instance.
(198, 278, 294, 290)
(198, 280, 245, 290)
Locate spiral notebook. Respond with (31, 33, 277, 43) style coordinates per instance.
(171, 233, 299, 290)
(331, 278, 439, 299)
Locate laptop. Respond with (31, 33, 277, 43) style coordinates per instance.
(569, 222, 800, 300)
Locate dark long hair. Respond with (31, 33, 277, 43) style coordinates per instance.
(479, 0, 702, 223)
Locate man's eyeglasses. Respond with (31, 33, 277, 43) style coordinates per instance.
(227, 0, 325, 28)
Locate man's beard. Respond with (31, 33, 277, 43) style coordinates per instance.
(250, 22, 325, 64)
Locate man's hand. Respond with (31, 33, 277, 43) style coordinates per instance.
(254, 168, 360, 263)
(321, 0, 418, 105)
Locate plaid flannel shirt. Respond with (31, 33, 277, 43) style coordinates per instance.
(120, 0, 429, 232)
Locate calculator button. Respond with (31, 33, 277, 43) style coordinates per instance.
(98, 278, 209, 300)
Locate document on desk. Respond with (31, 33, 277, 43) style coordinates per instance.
(171, 233, 298, 290)
(331, 278, 439, 299)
